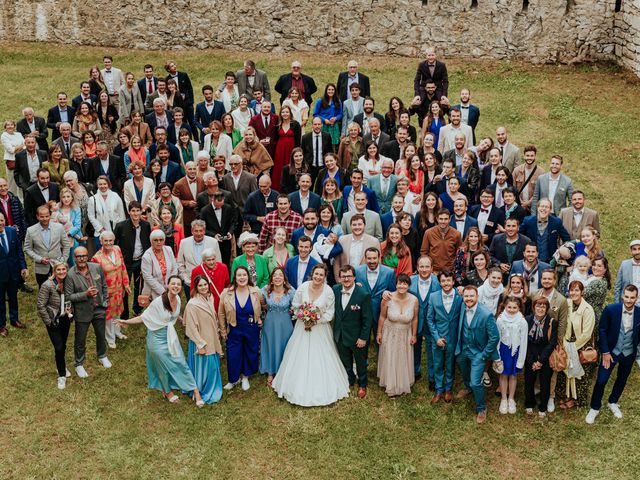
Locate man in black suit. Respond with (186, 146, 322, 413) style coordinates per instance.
(428, 158, 468, 197)
(51, 122, 79, 159)
(336, 60, 371, 102)
(411, 48, 449, 125)
(200, 192, 237, 265)
(24, 168, 60, 226)
(113, 201, 151, 318)
(88, 141, 126, 193)
(301, 117, 332, 177)
(452, 88, 481, 144)
(469, 188, 506, 245)
(194, 85, 225, 143)
(165, 60, 195, 131)
(46, 92, 75, 141)
(145, 99, 174, 141)
(489, 217, 531, 283)
(16, 107, 48, 151)
(443, 133, 468, 169)
(274, 60, 317, 106)
(243, 174, 279, 234)
(353, 97, 386, 139)
(14, 136, 47, 197)
(137, 64, 159, 104)
(196, 171, 234, 217)
(71, 81, 98, 110)
(381, 125, 410, 162)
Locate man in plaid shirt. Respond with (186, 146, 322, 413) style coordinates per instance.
(258, 194, 303, 253)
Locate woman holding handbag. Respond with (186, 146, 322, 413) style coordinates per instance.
(557, 280, 596, 409)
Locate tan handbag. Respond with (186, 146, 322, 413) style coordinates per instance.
(137, 295, 151, 308)
(577, 317, 598, 365)
(547, 318, 568, 372)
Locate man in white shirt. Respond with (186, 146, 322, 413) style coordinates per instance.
(101, 55, 125, 106)
(437, 108, 472, 153)
(531, 155, 574, 216)
(443, 133, 467, 168)
(341, 191, 383, 241)
(495, 126, 522, 173)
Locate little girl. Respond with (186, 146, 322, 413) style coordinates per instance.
(496, 296, 529, 414)
(567, 256, 592, 291)
(478, 267, 505, 315)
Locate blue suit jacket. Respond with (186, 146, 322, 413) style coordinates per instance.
(0, 227, 27, 282)
(288, 191, 322, 216)
(599, 303, 640, 357)
(194, 100, 225, 142)
(449, 215, 478, 239)
(367, 174, 398, 214)
(355, 264, 396, 323)
(409, 274, 441, 336)
(509, 260, 551, 288)
(167, 123, 194, 144)
(519, 215, 570, 263)
(138, 77, 158, 103)
(145, 110, 174, 140)
(454, 303, 499, 360)
(380, 211, 417, 237)
(290, 226, 330, 253)
(341, 186, 380, 214)
(284, 255, 320, 289)
(160, 161, 184, 186)
(72, 94, 98, 110)
(427, 288, 463, 343)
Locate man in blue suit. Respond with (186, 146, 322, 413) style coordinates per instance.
(586, 285, 640, 424)
(288, 174, 321, 216)
(150, 128, 181, 165)
(137, 64, 158, 104)
(381, 195, 416, 237)
(367, 160, 397, 214)
(194, 85, 225, 144)
(71, 81, 98, 110)
(155, 146, 183, 187)
(519, 198, 570, 263)
(0, 216, 28, 337)
(455, 285, 500, 424)
(409, 255, 441, 388)
(284, 236, 319, 289)
(355, 247, 396, 344)
(290, 209, 329, 253)
(613, 240, 640, 304)
(342, 169, 379, 214)
(427, 270, 462, 403)
(450, 197, 478, 238)
(145, 102, 174, 141)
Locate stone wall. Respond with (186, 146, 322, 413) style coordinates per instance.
(0, 0, 638, 74)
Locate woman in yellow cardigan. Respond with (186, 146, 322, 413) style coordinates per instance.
(230, 232, 269, 288)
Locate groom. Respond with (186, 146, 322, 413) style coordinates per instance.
(333, 265, 374, 398)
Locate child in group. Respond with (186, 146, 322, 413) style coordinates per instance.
(567, 255, 592, 292)
(495, 296, 529, 414)
(478, 267, 505, 315)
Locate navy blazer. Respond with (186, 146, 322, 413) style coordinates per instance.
(480, 167, 513, 192)
(428, 175, 469, 197)
(274, 73, 317, 106)
(0, 226, 27, 282)
(149, 141, 181, 165)
(71, 94, 98, 110)
(409, 274, 442, 336)
(243, 188, 279, 234)
(284, 255, 320, 289)
(501, 204, 527, 224)
(47, 105, 76, 140)
(145, 110, 174, 140)
(449, 215, 478, 239)
(162, 161, 184, 186)
(519, 215, 570, 263)
(24, 182, 60, 227)
(336, 71, 371, 101)
(381, 211, 417, 237)
(341, 186, 380, 214)
(137, 76, 159, 103)
(509, 260, 551, 288)
(288, 191, 322, 216)
(167, 123, 194, 144)
(469, 204, 506, 244)
(599, 303, 640, 358)
(166, 71, 195, 105)
(427, 288, 463, 342)
(290, 226, 330, 253)
(194, 100, 225, 142)
(451, 103, 480, 142)
(488, 233, 531, 266)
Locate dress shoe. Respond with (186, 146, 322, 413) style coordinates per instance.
(476, 410, 487, 424)
(12, 320, 25, 329)
(76, 365, 89, 378)
(444, 391, 453, 403)
(414, 373, 422, 382)
(19, 284, 34, 293)
(456, 388, 471, 399)
(357, 387, 367, 399)
(0, 327, 8, 337)
(428, 381, 436, 392)
(431, 393, 442, 404)
(99, 357, 112, 369)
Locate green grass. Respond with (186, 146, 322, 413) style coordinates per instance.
(1, 42, 640, 479)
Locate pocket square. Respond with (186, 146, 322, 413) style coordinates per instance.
(350, 305, 361, 311)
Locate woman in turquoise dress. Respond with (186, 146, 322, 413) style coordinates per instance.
(313, 84, 342, 151)
(260, 268, 296, 386)
(116, 276, 204, 406)
(231, 231, 269, 288)
(183, 275, 224, 404)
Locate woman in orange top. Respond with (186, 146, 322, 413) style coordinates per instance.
(406, 154, 424, 194)
(380, 223, 413, 277)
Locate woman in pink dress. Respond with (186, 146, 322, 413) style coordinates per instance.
(272, 105, 301, 192)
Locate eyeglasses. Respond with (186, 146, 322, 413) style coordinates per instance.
(75, 254, 88, 258)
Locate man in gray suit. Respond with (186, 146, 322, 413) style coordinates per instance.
(531, 155, 574, 216)
(367, 159, 397, 214)
(65, 246, 111, 378)
(559, 190, 600, 240)
(495, 126, 521, 173)
(24, 205, 70, 286)
(614, 240, 640, 305)
(341, 191, 383, 241)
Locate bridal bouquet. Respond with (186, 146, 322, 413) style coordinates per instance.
(292, 303, 321, 331)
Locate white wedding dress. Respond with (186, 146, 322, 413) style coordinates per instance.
(272, 282, 350, 407)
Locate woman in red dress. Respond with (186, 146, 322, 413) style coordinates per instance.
(272, 105, 301, 191)
(190, 248, 230, 311)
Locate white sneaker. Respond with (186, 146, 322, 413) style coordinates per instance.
(608, 403, 623, 419)
(108, 342, 117, 349)
(223, 382, 236, 390)
(482, 372, 492, 387)
(99, 357, 112, 369)
(76, 365, 89, 378)
(241, 376, 250, 391)
(585, 409, 600, 424)
(538, 411, 546, 419)
(116, 333, 128, 340)
(508, 399, 517, 414)
(525, 408, 534, 415)
(499, 399, 508, 414)
(547, 398, 555, 413)
(57, 377, 66, 390)
(65, 369, 71, 378)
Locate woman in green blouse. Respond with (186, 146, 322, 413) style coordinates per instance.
(262, 226, 295, 274)
(231, 232, 269, 288)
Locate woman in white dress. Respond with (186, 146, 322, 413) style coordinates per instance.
(272, 264, 349, 407)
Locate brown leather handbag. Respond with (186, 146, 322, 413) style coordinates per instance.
(577, 317, 598, 365)
(547, 319, 568, 372)
(137, 295, 151, 309)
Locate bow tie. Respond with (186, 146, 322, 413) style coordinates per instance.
(466, 308, 474, 314)
(456, 217, 465, 221)
(419, 280, 430, 286)
(480, 208, 489, 213)
(367, 270, 378, 275)
(623, 310, 633, 315)
(443, 292, 454, 298)
(189, 179, 197, 184)
(460, 106, 469, 109)
(342, 290, 352, 295)
(206, 103, 213, 107)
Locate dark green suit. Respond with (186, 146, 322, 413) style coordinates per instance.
(333, 284, 373, 387)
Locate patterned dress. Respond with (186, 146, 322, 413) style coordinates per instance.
(92, 246, 129, 320)
(584, 277, 608, 348)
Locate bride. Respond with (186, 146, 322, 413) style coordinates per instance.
(272, 264, 350, 406)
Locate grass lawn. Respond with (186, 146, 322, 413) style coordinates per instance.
(1, 42, 640, 479)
